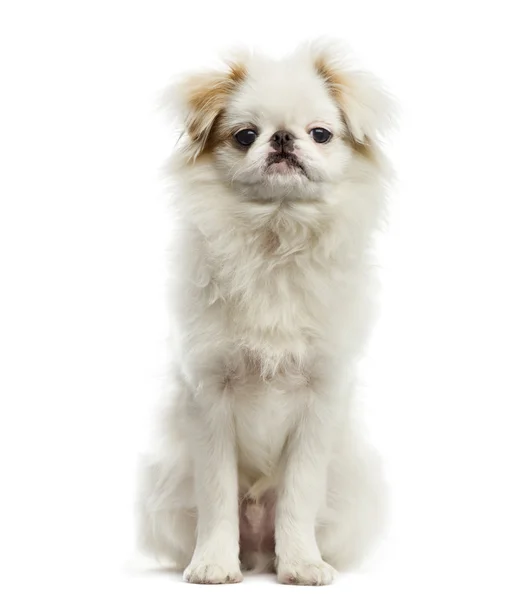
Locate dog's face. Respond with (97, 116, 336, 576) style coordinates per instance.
(170, 43, 390, 202)
(214, 57, 353, 200)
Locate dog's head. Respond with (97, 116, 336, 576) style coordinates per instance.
(166, 41, 392, 202)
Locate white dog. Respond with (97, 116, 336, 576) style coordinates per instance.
(138, 41, 393, 585)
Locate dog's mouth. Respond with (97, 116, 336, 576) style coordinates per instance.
(265, 152, 308, 177)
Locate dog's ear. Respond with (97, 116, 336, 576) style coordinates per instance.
(161, 60, 247, 161)
(310, 41, 395, 152)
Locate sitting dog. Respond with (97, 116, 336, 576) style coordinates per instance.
(138, 40, 393, 585)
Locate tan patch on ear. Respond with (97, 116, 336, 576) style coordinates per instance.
(183, 62, 247, 160)
(227, 61, 247, 86)
(352, 137, 374, 160)
(315, 55, 350, 104)
(340, 114, 375, 160)
(315, 56, 374, 160)
(198, 111, 227, 156)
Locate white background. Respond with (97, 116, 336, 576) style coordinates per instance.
(1, 1, 531, 598)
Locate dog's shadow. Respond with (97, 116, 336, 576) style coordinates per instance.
(124, 562, 277, 585)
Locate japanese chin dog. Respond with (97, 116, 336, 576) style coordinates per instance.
(138, 40, 394, 585)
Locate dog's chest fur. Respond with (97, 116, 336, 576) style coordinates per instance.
(205, 211, 352, 364)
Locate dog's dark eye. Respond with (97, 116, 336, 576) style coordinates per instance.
(310, 128, 332, 144)
(234, 129, 258, 146)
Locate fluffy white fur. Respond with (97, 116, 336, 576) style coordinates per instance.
(138, 41, 394, 585)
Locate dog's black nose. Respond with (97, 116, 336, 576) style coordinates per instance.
(270, 130, 295, 152)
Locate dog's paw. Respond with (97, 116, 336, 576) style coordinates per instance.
(277, 560, 337, 586)
(183, 561, 243, 584)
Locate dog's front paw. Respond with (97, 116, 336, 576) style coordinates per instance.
(277, 560, 337, 586)
(183, 560, 243, 584)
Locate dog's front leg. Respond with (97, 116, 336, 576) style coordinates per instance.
(183, 376, 242, 584)
(275, 381, 338, 585)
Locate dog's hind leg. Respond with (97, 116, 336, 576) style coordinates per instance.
(137, 458, 197, 569)
(316, 445, 387, 571)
